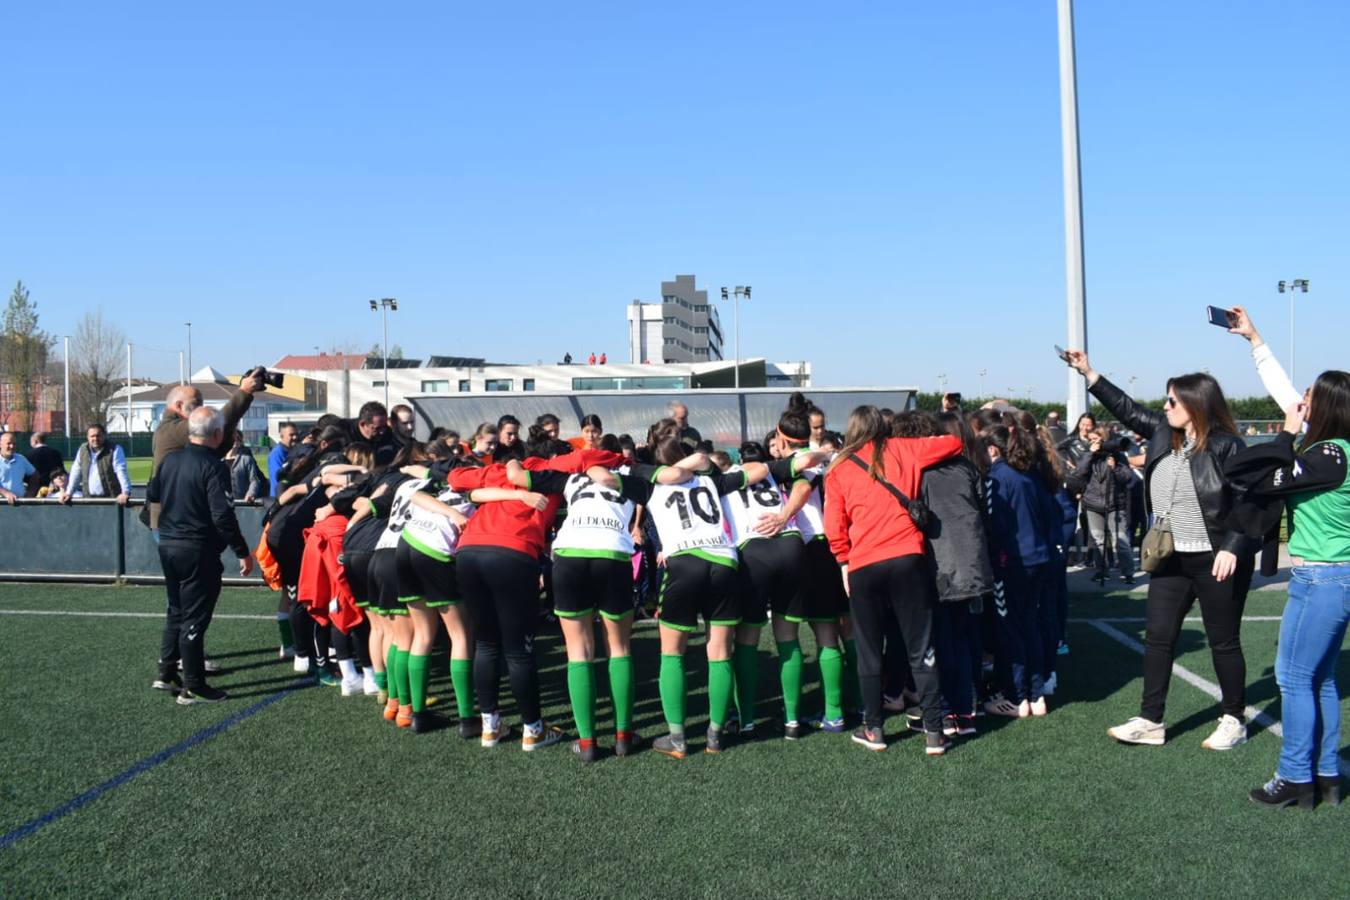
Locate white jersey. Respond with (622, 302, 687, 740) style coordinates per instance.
(646, 473, 739, 565)
(554, 471, 636, 560)
(789, 451, 829, 542)
(721, 466, 795, 547)
(401, 486, 475, 560)
(376, 478, 429, 551)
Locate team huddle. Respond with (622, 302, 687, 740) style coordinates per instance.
(251, 390, 1081, 761)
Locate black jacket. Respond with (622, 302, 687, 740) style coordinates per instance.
(921, 457, 995, 602)
(1068, 451, 1134, 514)
(1089, 376, 1252, 556)
(146, 443, 249, 558)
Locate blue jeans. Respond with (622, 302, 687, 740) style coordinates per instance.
(1276, 563, 1350, 783)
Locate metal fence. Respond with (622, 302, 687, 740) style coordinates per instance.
(0, 498, 267, 586)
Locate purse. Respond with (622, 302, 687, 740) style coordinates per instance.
(847, 454, 930, 534)
(1139, 518, 1173, 573)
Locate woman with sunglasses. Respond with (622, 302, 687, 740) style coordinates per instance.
(1064, 350, 1255, 751)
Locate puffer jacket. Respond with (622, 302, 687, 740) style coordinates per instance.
(1068, 451, 1133, 514)
(1089, 375, 1253, 556)
(921, 456, 994, 602)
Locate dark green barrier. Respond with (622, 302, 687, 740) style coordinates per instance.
(0, 499, 267, 586)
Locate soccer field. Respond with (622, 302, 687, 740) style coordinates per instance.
(1, 582, 1345, 898)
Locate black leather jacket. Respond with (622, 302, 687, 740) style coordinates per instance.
(1089, 376, 1252, 556)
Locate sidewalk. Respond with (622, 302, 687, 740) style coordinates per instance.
(1066, 544, 1292, 596)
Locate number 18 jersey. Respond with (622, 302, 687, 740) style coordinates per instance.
(721, 466, 797, 547)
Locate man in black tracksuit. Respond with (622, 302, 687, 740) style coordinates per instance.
(147, 407, 254, 704)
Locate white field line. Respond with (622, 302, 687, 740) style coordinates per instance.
(0, 609, 274, 620)
(1069, 616, 1283, 624)
(1085, 618, 1350, 780)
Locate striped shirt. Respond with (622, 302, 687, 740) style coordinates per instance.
(1150, 439, 1211, 552)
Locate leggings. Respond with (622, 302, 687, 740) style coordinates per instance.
(332, 620, 372, 667)
(1140, 550, 1253, 722)
(933, 601, 978, 716)
(847, 555, 940, 732)
(456, 545, 543, 724)
(992, 563, 1047, 703)
(286, 584, 331, 663)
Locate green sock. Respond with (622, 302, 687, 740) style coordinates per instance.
(732, 643, 759, 725)
(609, 655, 634, 733)
(842, 638, 862, 712)
(819, 646, 844, 721)
(567, 661, 597, 740)
(394, 649, 411, 707)
(707, 659, 734, 729)
(373, 670, 388, 690)
(385, 645, 400, 702)
(777, 640, 803, 723)
(659, 654, 686, 728)
(450, 658, 474, 719)
(277, 615, 293, 649)
(408, 654, 429, 713)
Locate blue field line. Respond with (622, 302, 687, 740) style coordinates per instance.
(0, 684, 301, 852)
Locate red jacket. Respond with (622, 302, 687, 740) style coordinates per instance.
(824, 435, 963, 573)
(298, 513, 364, 633)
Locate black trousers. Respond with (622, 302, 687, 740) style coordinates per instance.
(456, 546, 542, 724)
(331, 620, 372, 667)
(286, 585, 331, 663)
(1140, 550, 1254, 723)
(158, 541, 224, 690)
(848, 554, 940, 732)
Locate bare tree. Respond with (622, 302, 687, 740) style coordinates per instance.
(0, 281, 55, 431)
(70, 309, 126, 430)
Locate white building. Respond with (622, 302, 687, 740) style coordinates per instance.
(104, 366, 304, 443)
(626, 274, 725, 364)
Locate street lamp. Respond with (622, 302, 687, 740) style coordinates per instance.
(1277, 279, 1309, 384)
(719, 285, 750, 389)
(370, 298, 398, 408)
(185, 322, 192, 382)
(979, 369, 987, 398)
(937, 373, 948, 396)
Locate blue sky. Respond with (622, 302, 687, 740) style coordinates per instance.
(2, 1, 1345, 400)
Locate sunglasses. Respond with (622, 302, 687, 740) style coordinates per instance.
(1165, 397, 1180, 409)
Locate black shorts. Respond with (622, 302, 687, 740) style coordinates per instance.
(396, 539, 460, 608)
(369, 547, 405, 616)
(803, 538, 849, 621)
(737, 535, 808, 625)
(658, 554, 740, 632)
(553, 555, 633, 621)
(343, 549, 374, 607)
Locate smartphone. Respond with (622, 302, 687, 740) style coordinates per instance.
(1053, 344, 1071, 363)
(1206, 306, 1237, 329)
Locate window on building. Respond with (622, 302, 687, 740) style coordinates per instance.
(484, 379, 513, 392)
(458, 380, 471, 392)
(371, 380, 386, 388)
(420, 380, 450, 393)
(523, 379, 535, 392)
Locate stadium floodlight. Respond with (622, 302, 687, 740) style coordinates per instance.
(370, 298, 399, 408)
(1277, 279, 1310, 384)
(719, 285, 752, 389)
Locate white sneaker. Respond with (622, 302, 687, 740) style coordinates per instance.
(340, 676, 364, 696)
(292, 655, 311, 674)
(1030, 697, 1048, 717)
(983, 693, 1021, 718)
(1108, 716, 1165, 746)
(278, 645, 295, 660)
(1016, 699, 1031, 718)
(362, 669, 379, 695)
(1043, 672, 1058, 696)
(1201, 714, 1248, 751)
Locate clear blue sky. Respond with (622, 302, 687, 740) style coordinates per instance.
(2, 1, 1345, 400)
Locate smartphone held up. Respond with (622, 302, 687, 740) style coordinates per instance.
(1206, 306, 1238, 329)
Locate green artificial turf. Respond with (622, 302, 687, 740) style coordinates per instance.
(0, 583, 1345, 898)
(126, 458, 153, 486)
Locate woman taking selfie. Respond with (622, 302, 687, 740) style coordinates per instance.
(1064, 350, 1255, 751)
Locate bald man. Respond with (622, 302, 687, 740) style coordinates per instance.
(148, 369, 265, 529)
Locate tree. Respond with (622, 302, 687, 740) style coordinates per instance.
(0, 281, 55, 431)
(70, 309, 126, 431)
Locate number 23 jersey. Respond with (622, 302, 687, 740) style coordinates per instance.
(617, 468, 748, 567)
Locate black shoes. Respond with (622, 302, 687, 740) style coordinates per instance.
(410, 712, 439, 734)
(457, 717, 482, 740)
(572, 740, 597, 763)
(614, 731, 643, 757)
(1249, 777, 1315, 810)
(1317, 775, 1341, 807)
(177, 684, 228, 705)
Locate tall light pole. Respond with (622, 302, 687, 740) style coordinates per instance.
(1057, 0, 1090, 423)
(937, 373, 948, 396)
(1278, 279, 1309, 385)
(719, 285, 750, 389)
(62, 335, 71, 441)
(370, 298, 398, 409)
(185, 322, 192, 381)
(126, 343, 133, 439)
(979, 368, 987, 398)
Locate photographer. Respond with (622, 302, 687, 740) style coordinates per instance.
(1067, 427, 1136, 585)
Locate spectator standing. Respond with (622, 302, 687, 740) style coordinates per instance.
(669, 401, 702, 450)
(63, 424, 132, 505)
(341, 401, 398, 467)
(24, 432, 64, 492)
(390, 403, 416, 444)
(224, 431, 265, 501)
(1068, 428, 1137, 585)
(268, 423, 299, 498)
(599, 352, 607, 365)
(1045, 411, 1069, 447)
(0, 432, 38, 503)
(147, 407, 255, 704)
